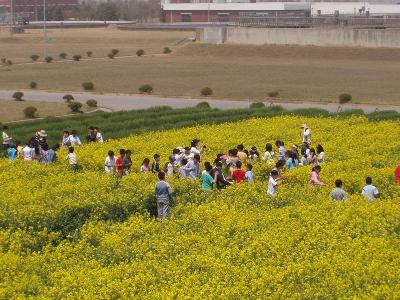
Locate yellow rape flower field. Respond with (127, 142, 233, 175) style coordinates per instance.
(1, 115, 400, 299)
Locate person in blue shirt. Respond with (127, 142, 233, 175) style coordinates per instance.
(286, 151, 299, 170)
(48, 143, 60, 163)
(245, 164, 254, 182)
(7, 144, 17, 160)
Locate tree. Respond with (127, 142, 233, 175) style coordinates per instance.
(96, 2, 118, 21)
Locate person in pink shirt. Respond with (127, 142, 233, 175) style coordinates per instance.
(308, 165, 326, 187)
(395, 165, 400, 183)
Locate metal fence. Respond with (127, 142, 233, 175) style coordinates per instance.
(211, 15, 400, 28)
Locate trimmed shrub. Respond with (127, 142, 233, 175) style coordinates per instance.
(86, 51, 93, 57)
(45, 56, 53, 63)
(136, 49, 145, 57)
(196, 101, 211, 109)
(12, 91, 24, 101)
(139, 84, 153, 94)
(73, 55, 82, 61)
(7, 60, 12, 65)
(30, 54, 39, 62)
(30, 81, 38, 89)
(23, 106, 37, 118)
(63, 94, 74, 103)
(163, 47, 172, 54)
(86, 99, 98, 108)
(250, 102, 266, 109)
(111, 49, 119, 56)
(59, 52, 67, 59)
(0, 58, 6, 64)
(267, 91, 279, 98)
(108, 53, 115, 59)
(339, 93, 352, 104)
(82, 82, 94, 90)
(201, 87, 213, 96)
(68, 102, 83, 112)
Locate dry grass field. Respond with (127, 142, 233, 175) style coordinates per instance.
(0, 100, 86, 122)
(1, 28, 400, 104)
(0, 27, 192, 63)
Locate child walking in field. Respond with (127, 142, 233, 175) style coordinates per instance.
(66, 147, 79, 171)
(155, 171, 173, 220)
(361, 177, 379, 201)
(330, 179, 347, 201)
(245, 164, 254, 183)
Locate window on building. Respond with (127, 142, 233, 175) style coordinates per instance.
(181, 13, 192, 22)
(218, 13, 229, 22)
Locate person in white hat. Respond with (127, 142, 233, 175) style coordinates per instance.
(300, 124, 311, 145)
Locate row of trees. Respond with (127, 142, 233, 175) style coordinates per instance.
(40, 0, 160, 22)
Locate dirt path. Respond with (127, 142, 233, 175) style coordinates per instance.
(1, 90, 399, 113)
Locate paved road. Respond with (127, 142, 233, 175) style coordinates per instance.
(1, 90, 399, 113)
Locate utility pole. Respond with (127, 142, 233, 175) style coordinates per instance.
(43, 0, 48, 58)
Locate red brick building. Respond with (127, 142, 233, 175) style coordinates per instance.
(0, 0, 78, 20)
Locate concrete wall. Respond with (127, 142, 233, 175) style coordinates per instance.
(200, 27, 400, 48)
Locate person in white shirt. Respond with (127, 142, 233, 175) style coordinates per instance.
(316, 144, 325, 164)
(190, 139, 205, 157)
(104, 150, 116, 173)
(300, 124, 312, 145)
(361, 177, 379, 201)
(94, 127, 103, 143)
(267, 170, 280, 197)
(22, 143, 33, 161)
(61, 131, 71, 148)
(2, 126, 12, 149)
(66, 147, 79, 171)
(68, 130, 82, 147)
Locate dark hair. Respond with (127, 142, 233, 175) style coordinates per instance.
(335, 179, 343, 188)
(181, 158, 188, 166)
(275, 160, 285, 168)
(142, 158, 150, 165)
(68, 147, 74, 153)
(191, 140, 199, 147)
(312, 165, 322, 172)
(71, 130, 77, 135)
(310, 148, 316, 156)
(184, 147, 190, 152)
(214, 158, 221, 165)
(247, 164, 253, 170)
(216, 161, 223, 168)
(120, 149, 126, 155)
(88, 126, 94, 130)
(265, 143, 273, 152)
(301, 148, 307, 157)
(125, 150, 132, 155)
(275, 140, 282, 147)
(153, 153, 160, 159)
(236, 161, 242, 169)
(42, 144, 49, 151)
(94, 127, 99, 130)
(158, 171, 166, 180)
(3, 126, 8, 130)
(366, 177, 372, 185)
(173, 148, 180, 155)
(231, 149, 238, 156)
(63, 130, 69, 135)
(52, 143, 60, 151)
(108, 150, 114, 156)
(204, 161, 212, 172)
(316, 144, 324, 154)
(237, 144, 244, 151)
(243, 149, 249, 156)
(194, 154, 201, 161)
(271, 170, 279, 176)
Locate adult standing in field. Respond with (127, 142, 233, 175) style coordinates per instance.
(262, 143, 275, 165)
(308, 165, 326, 187)
(155, 171, 173, 220)
(300, 124, 312, 145)
(201, 162, 215, 191)
(275, 140, 286, 162)
(330, 179, 347, 201)
(94, 127, 103, 143)
(185, 154, 201, 179)
(122, 150, 132, 175)
(190, 139, 206, 158)
(86, 126, 97, 143)
(69, 130, 82, 147)
(105, 150, 116, 174)
(361, 177, 379, 201)
(116, 149, 126, 177)
(151, 154, 161, 174)
(2, 126, 12, 150)
(213, 161, 231, 189)
(61, 131, 71, 148)
(395, 165, 400, 184)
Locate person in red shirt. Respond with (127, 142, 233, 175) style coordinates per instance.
(395, 165, 400, 183)
(232, 161, 246, 184)
(116, 149, 126, 177)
